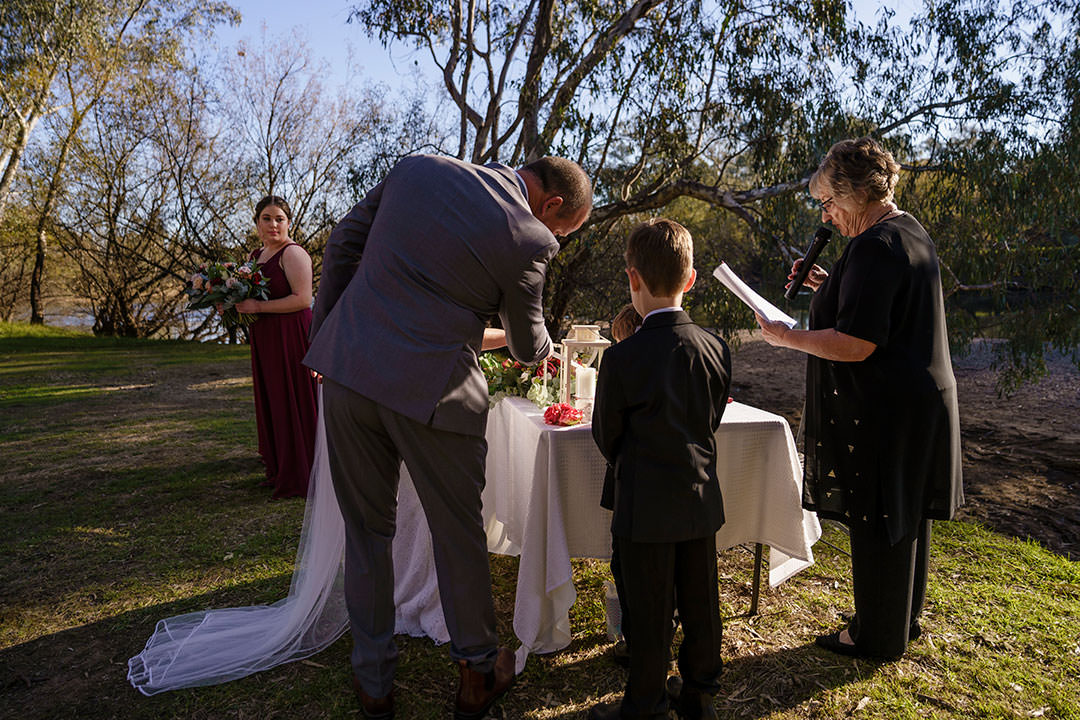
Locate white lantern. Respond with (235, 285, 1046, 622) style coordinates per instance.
(558, 324, 611, 419)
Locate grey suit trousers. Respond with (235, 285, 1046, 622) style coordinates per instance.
(322, 379, 498, 696)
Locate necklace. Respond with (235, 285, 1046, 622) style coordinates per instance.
(869, 205, 900, 227)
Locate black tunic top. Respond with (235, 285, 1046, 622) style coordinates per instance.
(803, 213, 963, 544)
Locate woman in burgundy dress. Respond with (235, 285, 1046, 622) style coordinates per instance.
(234, 196, 317, 498)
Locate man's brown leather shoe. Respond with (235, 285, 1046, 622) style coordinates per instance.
(352, 676, 394, 720)
(454, 647, 515, 719)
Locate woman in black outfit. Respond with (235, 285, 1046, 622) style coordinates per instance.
(756, 137, 963, 660)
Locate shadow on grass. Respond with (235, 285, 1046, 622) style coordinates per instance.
(0, 570, 882, 720)
(0, 576, 358, 720)
(498, 635, 874, 719)
(713, 642, 885, 718)
(1, 456, 302, 617)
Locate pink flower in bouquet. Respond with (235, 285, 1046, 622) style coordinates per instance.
(543, 402, 583, 426)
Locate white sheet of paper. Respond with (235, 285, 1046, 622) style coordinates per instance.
(712, 263, 798, 328)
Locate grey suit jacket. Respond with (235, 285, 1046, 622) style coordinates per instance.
(305, 155, 558, 437)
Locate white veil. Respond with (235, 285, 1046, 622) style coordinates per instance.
(127, 391, 449, 695)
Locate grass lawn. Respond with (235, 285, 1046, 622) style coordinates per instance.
(0, 322, 1077, 719)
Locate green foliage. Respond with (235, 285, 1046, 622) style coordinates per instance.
(480, 350, 562, 407)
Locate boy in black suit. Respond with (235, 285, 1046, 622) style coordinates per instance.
(590, 218, 732, 720)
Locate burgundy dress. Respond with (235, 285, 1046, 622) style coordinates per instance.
(248, 243, 317, 498)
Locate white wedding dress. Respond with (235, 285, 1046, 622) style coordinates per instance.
(127, 392, 451, 694)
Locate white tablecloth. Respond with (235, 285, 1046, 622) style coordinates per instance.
(392, 397, 821, 672)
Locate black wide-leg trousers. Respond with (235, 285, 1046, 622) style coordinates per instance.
(848, 517, 932, 658)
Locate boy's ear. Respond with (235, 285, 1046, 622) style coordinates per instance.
(682, 268, 697, 293)
(626, 266, 642, 292)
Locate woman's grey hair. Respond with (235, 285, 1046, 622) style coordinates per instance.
(809, 137, 901, 205)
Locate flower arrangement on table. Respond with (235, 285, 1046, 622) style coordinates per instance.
(479, 351, 564, 410)
(184, 260, 270, 328)
(480, 350, 596, 426)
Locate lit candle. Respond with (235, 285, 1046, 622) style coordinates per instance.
(576, 366, 596, 399)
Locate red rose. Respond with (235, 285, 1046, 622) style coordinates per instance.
(543, 402, 584, 426)
(535, 357, 561, 378)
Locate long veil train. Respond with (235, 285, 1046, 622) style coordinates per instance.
(127, 391, 449, 695)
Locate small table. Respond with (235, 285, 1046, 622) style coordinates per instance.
(393, 397, 821, 671)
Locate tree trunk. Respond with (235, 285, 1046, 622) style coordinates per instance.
(29, 230, 48, 324)
(29, 120, 79, 325)
(0, 80, 55, 222)
(0, 120, 40, 219)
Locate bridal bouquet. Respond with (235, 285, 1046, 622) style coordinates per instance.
(184, 260, 270, 328)
(479, 352, 562, 409)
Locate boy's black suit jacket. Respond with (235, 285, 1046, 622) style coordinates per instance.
(592, 309, 732, 543)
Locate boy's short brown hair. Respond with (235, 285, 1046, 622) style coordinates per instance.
(624, 218, 693, 297)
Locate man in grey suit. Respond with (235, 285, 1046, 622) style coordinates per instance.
(304, 154, 591, 720)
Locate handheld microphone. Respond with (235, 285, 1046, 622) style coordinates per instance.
(784, 227, 832, 300)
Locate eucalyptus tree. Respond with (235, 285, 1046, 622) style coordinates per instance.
(0, 0, 85, 220)
(349, 0, 1077, 384)
(10, 0, 237, 325)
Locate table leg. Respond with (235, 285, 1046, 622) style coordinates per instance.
(749, 543, 763, 616)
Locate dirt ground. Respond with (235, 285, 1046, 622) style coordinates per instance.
(728, 335, 1080, 560)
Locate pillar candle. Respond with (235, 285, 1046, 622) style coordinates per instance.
(576, 366, 596, 399)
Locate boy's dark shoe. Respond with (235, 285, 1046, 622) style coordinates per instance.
(352, 677, 394, 720)
(666, 676, 718, 720)
(454, 647, 515, 719)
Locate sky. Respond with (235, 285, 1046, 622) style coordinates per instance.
(213, 1, 922, 94)
(208, 1, 413, 89)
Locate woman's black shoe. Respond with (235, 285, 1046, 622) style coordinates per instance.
(840, 613, 922, 641)
(815, 631, 862, 657)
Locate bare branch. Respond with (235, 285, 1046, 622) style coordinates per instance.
(587, 174, 811, 229)
(876, 95, 989, 136)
